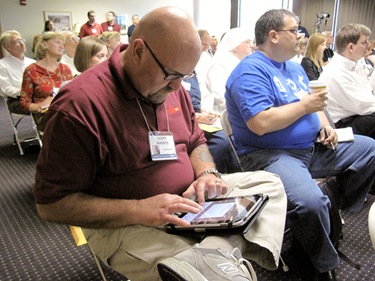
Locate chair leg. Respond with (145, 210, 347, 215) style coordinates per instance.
(30, 113, 43, 148)
(7, 109, 25, 155)
(12, 124, 24, 155)
(87, 243, 108, 281)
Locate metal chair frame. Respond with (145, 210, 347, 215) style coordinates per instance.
(2, 96, 41, 155)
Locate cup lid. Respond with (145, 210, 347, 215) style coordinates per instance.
(308, 80, 326, 88)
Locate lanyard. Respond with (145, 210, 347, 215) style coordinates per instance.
(136, 98, 170, 132)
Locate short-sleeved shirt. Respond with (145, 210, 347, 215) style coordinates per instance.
(33, 44, 206, 204)
(101, 22, 121, 33)
(79, 22, 103, 38)
(225, 51, 320, 155)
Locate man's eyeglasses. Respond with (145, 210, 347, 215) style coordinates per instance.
(12, 39, 26, 45)
(278, 28, 299, 35)
(143, 40, 196, 81)
(70, 37, 80, 43)
(356, 40, 369, 47)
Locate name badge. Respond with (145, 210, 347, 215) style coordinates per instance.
(108, 26, 113, 31)
(52, 87, 60, 97)
(92, 28, 98, 34)
(149, 131, 177, 161)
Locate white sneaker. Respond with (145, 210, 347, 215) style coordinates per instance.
(157, 247, 257, 281)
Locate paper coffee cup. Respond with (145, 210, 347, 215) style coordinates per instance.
(308, 80, 326, 93)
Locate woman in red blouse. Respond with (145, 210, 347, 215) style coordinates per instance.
(20, 32, 73, 131)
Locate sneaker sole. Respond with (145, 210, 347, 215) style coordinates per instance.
(158, 257, 208, 281)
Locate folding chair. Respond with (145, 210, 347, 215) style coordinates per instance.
(2, 96, 41, 155)
(69, 226, 130, 281)
(69, 226, 108, 281)
(220, 109, 244, 172)
(29, 112, 43, 148)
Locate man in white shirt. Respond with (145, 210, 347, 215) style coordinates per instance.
(319, 23, 375, 139)
(195, 29, 214, 111)
(0, 30, 35, 114)
(60, 32, 80, 77)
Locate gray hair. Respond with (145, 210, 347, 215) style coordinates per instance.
(0, 30, 21, 49)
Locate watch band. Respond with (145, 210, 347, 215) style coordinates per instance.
(197, 168, 222, 179)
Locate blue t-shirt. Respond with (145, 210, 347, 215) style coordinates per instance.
(225, 51, 320, 155)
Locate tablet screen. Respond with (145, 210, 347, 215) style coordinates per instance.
(180, 195, 259, 225)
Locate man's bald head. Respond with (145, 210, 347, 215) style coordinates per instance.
(123, 7, 201, 103)
(131, 7, 200, 54)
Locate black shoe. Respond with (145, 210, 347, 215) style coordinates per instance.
(317, 270, 337, 281)
(290, 237, 316, 280)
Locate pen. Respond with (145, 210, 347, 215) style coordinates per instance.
(323, 128, 336, 152)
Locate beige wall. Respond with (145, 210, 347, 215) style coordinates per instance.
(0, 0, 194, 57)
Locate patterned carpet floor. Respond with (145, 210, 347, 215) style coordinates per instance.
(0, 98, 374, 280)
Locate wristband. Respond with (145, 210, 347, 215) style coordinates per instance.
(197, 168, 221, 179)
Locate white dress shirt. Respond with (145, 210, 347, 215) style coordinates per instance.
(0, 54, 35, 98)
(195, 51, 214, 112)
(60, 53, 80, 77)
(319, 52, 375, 122)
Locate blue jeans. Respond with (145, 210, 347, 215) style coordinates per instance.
(240, 135, 375, 272)
(205, 130, 241, 173)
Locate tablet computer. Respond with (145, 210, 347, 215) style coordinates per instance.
(165, 194, 268, 234)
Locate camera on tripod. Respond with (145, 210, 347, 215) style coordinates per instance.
(315, 12, 330, 33)
(317, 12, 330, 20)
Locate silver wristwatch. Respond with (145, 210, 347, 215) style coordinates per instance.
(197, 168, 222, 179)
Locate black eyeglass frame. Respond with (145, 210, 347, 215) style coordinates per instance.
(143, 40, 196, 81)
(278, 28, 300, 35)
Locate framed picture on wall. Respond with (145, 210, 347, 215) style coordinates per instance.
(115, 14, 128, 34)
(44, 11, 72, 31)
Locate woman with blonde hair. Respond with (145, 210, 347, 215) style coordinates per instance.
(20, 32, 73, 131)
(100, 31, 121, 57)
(301, 33, 327, 80)
(74, 36, 107, 73)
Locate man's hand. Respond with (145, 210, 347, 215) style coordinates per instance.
(137, 194, 202, 227)
(301, 89, 328, 113)
(182, 174, 228, 205)
(196, 112, 218, 125)
(319, 126, 338, 150)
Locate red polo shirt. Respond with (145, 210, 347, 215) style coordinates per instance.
(79, 22, 103, 38)
(34, 44, 206, 204)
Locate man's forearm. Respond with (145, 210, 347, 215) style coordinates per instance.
(189, 144, 216, 178)
(247, 101, 308, 135)
(36, 192, 140, 228)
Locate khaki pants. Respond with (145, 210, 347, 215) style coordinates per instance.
(83, 171, 287, 281)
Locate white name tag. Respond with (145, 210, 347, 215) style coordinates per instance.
(92, 28, 98, 34)
(52, 87, 60, 97)
(149, 131, 177, 161)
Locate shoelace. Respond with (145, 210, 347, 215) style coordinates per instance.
(225, 248, 257, 281)
(237, 257, 257, 281)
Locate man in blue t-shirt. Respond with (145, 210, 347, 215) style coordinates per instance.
(225, 9, 375, 280)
